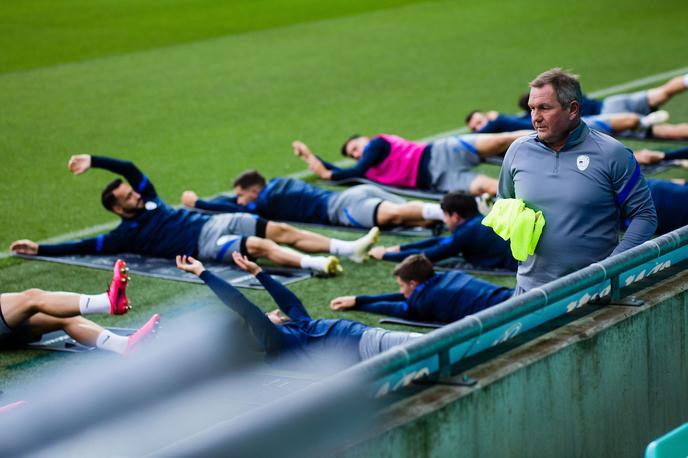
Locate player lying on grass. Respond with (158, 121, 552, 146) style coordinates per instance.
(181, 170, 445, 230)
(292, 130, 531, 196)
(632, 146, 688, 166)
(368, 192, 517, 271)
(625, 179, 688, 235)
(466, 109, 684, 139)
(330, 254, 513, 324)
(519, 73, 688, 119)
(176, 253, 422, 372)
(0, 259, 159, 354)
(10, 155, 381, 274)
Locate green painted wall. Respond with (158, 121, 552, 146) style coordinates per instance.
(343, 273, 688, 457)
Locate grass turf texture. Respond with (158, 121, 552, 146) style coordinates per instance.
(1, 0, 688, 394)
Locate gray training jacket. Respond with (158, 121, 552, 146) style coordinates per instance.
(499, 121, 657, 293)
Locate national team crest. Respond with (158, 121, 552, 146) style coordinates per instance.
(576, 155, 590, 171)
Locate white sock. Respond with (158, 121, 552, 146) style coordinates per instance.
(95, 330, 128, 355)
(421, 203, 444, 221)
(329, 239, 355, 256)
(299, 255, 328, 271)
(683, 74, 688, 88)
(79, 293, 111, 315)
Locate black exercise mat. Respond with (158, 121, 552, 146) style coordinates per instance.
(432, 257, 516, 276)
(379, 317, 443, 329)
(26, 327, 134, 353)
(319, 178, 444, 200)
(16, 254, 312, 289)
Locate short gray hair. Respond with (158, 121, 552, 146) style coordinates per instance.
(530, 68, 583, 108)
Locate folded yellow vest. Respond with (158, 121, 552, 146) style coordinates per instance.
(482, 199, 545, 261)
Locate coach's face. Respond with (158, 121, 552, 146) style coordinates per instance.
(529, 84, 579, 150)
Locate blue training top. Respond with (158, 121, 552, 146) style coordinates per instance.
(355, 271, 513, 323)
(200, 269, 368, 372)
(383, 215, 518, 270)
(195, 177, 333, 224)
(321, 136, 433, 188)
(37, 156, 210, 258)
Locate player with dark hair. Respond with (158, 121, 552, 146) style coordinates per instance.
(369, 191, 517, 271)
(292, 130, 530, 196)
(176, 252, 422, 372)
(9, 155, 383, 273)
(1, 260, 159, 354)
(330, 254, 513, 324)
(181, 169, 445, 230)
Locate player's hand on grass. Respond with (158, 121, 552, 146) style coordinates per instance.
(292, 140, 313, 160)
(368, 246, 387, 260)
(232, 251, 262, 275)
(68, 154, 92, 175)
(181, 191, 198, 208)
(176, 255, 205, 276)
(330, 296, 356, 311)
(9, 239, 38, 255)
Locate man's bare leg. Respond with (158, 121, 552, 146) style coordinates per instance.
(650, 123, 688, 141)
(474, 130, 532, 158)
(1, 290, 83, 327)
(245, 236, 341, 273)
(468, 175, 498, 196)
(376, 201, 436, 226)
(264, 221, 380, 261)
(647, 75, 688, 108)
(23, 314, 103, 347)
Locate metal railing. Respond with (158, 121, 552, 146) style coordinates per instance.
(343, 225, 688, 397)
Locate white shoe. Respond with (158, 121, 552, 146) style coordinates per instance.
(641, 110, 669, 127)
(348, 227, 380, 263)
(324, 256, 343, 275)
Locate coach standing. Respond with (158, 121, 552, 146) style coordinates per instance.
(499, 68, 657, 294)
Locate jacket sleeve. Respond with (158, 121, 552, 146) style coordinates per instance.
(383, 236, 459, 263)
(330, 137, 390, 181)
(91, 156, 157, 199)
(611, 149, 657, 255)
(255, 271, 311, 321)
(200, 270, 283, 352)
(194, 196, 246, 213)
(354, 293, 410, 318)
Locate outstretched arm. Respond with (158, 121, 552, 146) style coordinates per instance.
(331, 293, 411, 318)
(69, 154, 156, 197)
(232, 252, 311, 321)
(176, 255, 283, 352)
(183, 192, 248, 213)
(381, 236, 459, 263)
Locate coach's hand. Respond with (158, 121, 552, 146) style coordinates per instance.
(68, 154, 92, 175)
(232, 251, 262, 275)
(176, 255, 205, 276)
(181, 191, 198, 208)
(9, 239, 38, 255)
(330, 296, 356, 311)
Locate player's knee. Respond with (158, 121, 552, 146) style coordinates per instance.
(245, 236, 275, 257)
(266, 221, 294, 242)
(21, 288, 46, 310)
(376, 202, 399, 225)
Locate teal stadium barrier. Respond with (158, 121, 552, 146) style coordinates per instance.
(341, 225, 688, 397)
(646, 423, 688, 458)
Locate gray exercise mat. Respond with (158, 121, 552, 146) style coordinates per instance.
(16, 254, 312, 289)
(320, 178, 445, 200)
(26, 327, 135, 353)
(433, 257, 516, 276)
(379, 317, 443, 329)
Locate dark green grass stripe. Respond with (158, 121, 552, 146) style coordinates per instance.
(0, 0, 431, 74)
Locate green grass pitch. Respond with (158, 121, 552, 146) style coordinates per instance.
(1, 0, 687, 395)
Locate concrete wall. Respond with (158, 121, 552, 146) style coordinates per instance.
(343, 271, 688, 458)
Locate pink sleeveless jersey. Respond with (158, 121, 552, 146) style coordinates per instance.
(364, 134, 427, 187)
